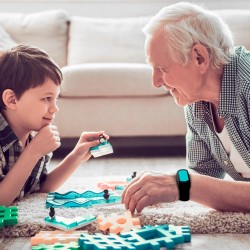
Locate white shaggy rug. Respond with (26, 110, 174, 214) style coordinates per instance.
(1, 176, 250, 237)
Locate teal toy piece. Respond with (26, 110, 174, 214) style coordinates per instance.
(32, 241, 80, 250)
(44, 214, 96, 231)
(0, 205, 18, 229)
(120, 224, 191, 249)
(78, 225, 191, 250)
(90, 141, 113, 158)
(46, 190, 121, 208)
(79, 233, 136, 250)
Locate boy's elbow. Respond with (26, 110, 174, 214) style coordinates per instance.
(0, 199, 14, 207)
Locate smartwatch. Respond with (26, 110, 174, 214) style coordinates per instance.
(176, 169, 191, 201)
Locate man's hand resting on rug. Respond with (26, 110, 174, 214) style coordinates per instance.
(122, 171, 179, 214)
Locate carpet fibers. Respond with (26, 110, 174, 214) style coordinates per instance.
(1, 176, 250, 237)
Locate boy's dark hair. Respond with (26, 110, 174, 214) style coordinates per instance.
(0, 44, 63, 110)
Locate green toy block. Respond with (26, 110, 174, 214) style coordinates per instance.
(0, 205, 18, 229)
(44, 214, 96, 231)
(32, 241, 80, 250)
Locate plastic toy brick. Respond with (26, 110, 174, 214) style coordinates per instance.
(90, 141, 113, 158)
(169, 224, 191, 242)
(78, 233, 136, 250)
(32, 241, 80, 250)
(119, 224, 191, 249)
(97, 180, 128, 191)
(0, 205, 18, 229)
(44, 214, 96, 231)
(46, 190, 121, 208)
(30, 230, 87, 246)
(97, 210, 141, 234)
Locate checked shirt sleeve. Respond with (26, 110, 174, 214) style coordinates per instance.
(185, 106, 226, 179)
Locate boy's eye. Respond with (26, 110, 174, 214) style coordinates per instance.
(43, 97, 51, 102)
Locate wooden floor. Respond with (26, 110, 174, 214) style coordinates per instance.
(1, 234, 250, 250)
(1, 156, 249, 249)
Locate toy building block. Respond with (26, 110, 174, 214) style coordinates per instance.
(32, 241, 80, 250)
(97, 172, 136, 192)
(90, 135, 113, 158)
(78, 233, 136, 250)
(126, 172, 137, 183)
(46, 190, 121, 208)
(97, 210, 141, 234)
(0, 205, 18, 229)
(30, 230, 87, 246)
(119, 224, 191, 250)
(169, 224, 191, 242)
(44, 214, 96, 231)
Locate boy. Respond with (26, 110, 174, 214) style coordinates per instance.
(0, 45, 108, 206)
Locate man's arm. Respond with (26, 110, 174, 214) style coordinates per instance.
(190, 173, 250, 212)
(122, 171, 250, 214)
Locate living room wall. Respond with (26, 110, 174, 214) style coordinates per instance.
(0, 0, 249, 17)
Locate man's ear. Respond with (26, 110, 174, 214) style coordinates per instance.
(2, 89, 17, 110)
(191, 44, 209, 73)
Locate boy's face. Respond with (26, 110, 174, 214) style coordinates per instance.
(14, 78, 60, 132)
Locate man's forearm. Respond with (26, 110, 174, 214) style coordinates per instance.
(190, 174, 250, 212)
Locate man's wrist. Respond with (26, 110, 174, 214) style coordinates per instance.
(176, 169, 191, 201)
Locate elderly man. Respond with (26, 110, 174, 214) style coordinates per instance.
(122, 2, 250, 213)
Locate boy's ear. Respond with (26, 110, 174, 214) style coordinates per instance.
(191, 43, 209, 73)
(2, 89, 17, 110)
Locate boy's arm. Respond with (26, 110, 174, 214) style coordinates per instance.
(0, 125, 60, 206)
(40, 131, 106, 192)
(0, 146, 41, 206)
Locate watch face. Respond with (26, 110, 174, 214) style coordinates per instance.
(179, 170, 189, 182)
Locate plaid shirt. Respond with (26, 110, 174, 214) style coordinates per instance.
(185, 46, 250, 181)
(0, 112, 50, 200)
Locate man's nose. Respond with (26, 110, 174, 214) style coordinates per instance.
(152, 69, 163, 88)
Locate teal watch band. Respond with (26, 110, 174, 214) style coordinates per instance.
(176, 169, 191, 201)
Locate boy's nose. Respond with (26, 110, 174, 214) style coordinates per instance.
(50, 102, 59, 113)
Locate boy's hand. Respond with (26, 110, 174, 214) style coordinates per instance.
(72, 131, 109, 161)
(28, 125, 61, 158)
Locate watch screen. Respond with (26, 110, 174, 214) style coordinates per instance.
(179, 170, 189, 181)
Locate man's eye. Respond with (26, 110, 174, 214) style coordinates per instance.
(159, 67, 167, 73)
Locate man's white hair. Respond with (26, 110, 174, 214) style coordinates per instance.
(143, 2, 234, 68)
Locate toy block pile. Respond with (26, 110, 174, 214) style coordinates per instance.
(31, 224, 191, 250)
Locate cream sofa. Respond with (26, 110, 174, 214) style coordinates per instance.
(0, 9, 249, 152)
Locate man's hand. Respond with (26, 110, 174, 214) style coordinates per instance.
(122, 171, 179, 214)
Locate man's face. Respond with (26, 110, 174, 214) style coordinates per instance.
(145, 30, 203, 106)
(14, 78, 60, 132)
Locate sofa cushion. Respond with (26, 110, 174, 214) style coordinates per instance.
(0, 10, 69, 67)
(214, 9, 250, 50)
(0, 25, 17, 50)
(60, 63, 167, 97)
(68, 16, 150, 65)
